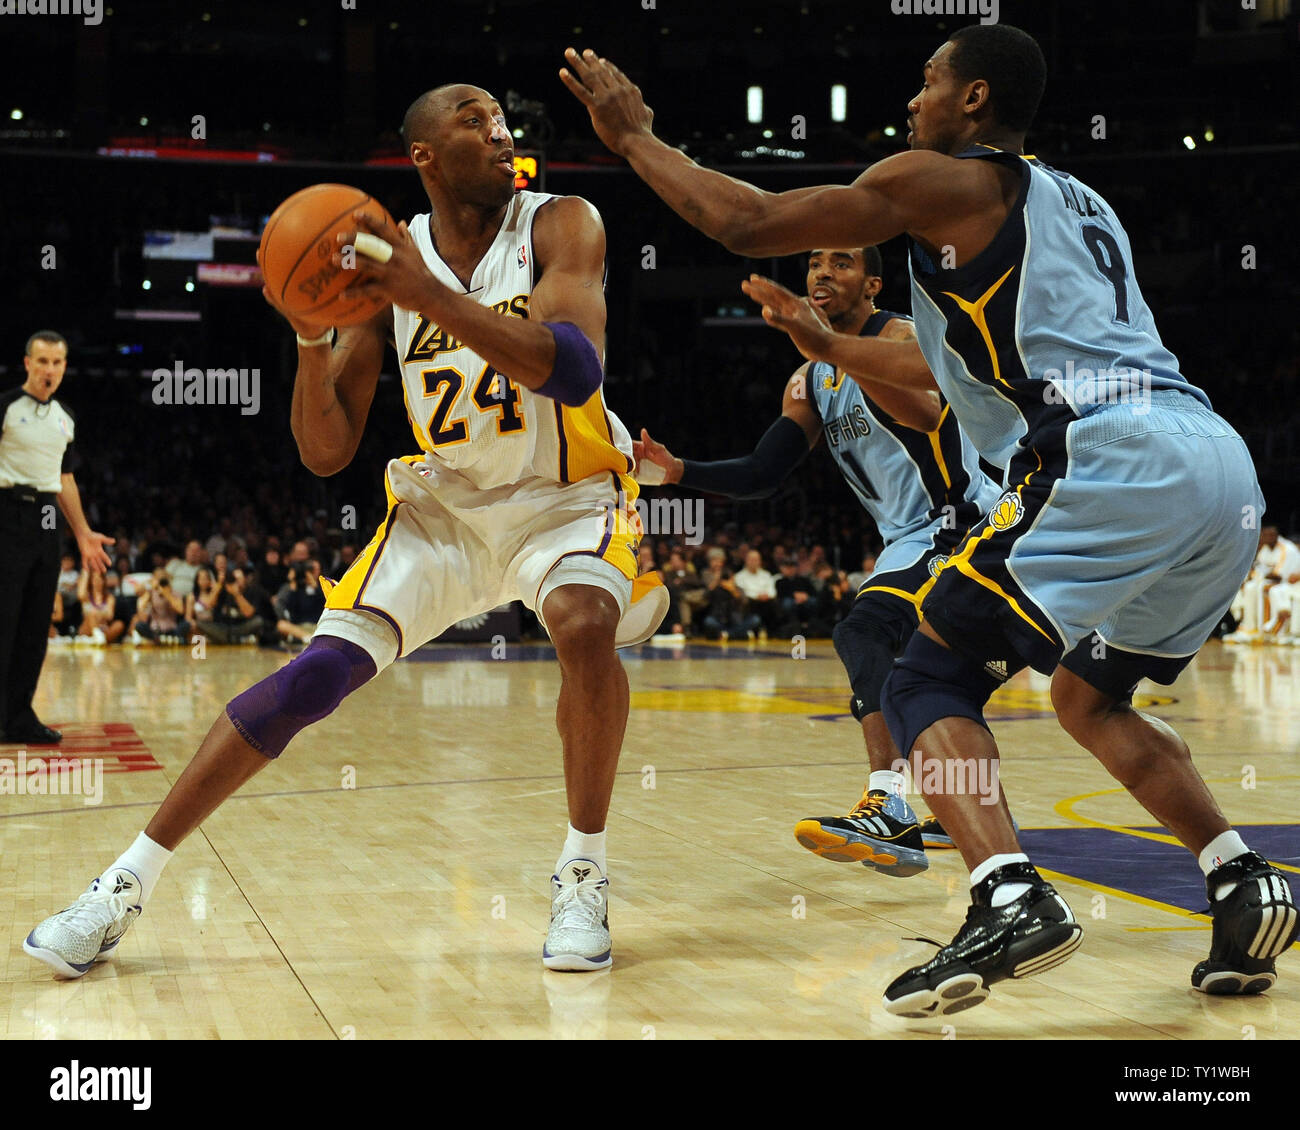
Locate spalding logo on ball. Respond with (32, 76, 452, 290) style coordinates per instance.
(258, 184, 396, 327)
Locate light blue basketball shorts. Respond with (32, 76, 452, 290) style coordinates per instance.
(922, 391, 1264, 690)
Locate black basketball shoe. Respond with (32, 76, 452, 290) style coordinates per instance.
(794, 789, 928, 877)
(1192, 851, 1298, 995)
(882, 862, 1082, 1017)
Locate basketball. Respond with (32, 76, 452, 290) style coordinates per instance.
(258, 184, 396, 327)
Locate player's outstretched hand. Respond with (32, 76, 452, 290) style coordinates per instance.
(336, 213, 446, 314)
(559, 47, 655, 157)
(741, 274, 835, 363)
(633, 427, 684, 486)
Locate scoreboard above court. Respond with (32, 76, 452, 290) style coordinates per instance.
(513, 151, 544, 192)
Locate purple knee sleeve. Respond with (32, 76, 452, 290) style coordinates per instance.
(226, 636, 376, 758)
(536, 322, 603, 406)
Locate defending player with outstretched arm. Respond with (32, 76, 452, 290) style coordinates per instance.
(633, 245, 1001, 874)
(562, 28, 1296, 1014)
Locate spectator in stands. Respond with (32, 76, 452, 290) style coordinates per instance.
(228, 539, 252, 574)
(775, 556, 817, 635)
(205, 517, 234, 561)
(74, 569, 124, 645)
(1227, 524, 1300, 641)
(130, 567, 189, 645)
(166, 540, 205, 598)
(331, 544, 358, 579)
(237, 565, 275, 643)
(811, 563, 852, 636)
(846, 552, 878, 595)
(195, 563, 264, 645)
(185, 567, 219, 629)
(274, 561, 326, 648)
(56, 553, 81, 630)
(1261, 528, 1300, 644)
(662, 547, 704, 635)
(701, 564, 762, 641)
(733, 548, 777, 636)
(258, 542, 287, 595)
(49, 591, 67, 644)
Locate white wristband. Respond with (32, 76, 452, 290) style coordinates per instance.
(635, 460, 668, 486)
(296, 330, 334, 348)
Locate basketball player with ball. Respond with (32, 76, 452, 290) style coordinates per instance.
(26, 83, 667, 978)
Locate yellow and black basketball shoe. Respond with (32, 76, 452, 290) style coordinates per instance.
(794, 789, 928, 877)
(919, 814, 954, 849)
(1192, 852, 1298, 995)
(882, 862, 1082, 1017)
(920, 812, 1020, 849)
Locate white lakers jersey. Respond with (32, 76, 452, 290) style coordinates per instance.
(393, 191, 635, 491)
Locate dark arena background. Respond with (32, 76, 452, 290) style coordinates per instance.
(1, 0, 1298, 1076)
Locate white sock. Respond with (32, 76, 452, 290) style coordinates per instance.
(970, 852, 1032, 906)
(1198, 830, 1250, 899)
(109, 831, 173, 904)
(869, 770, 906, 797)
(557, 824, 606, 875)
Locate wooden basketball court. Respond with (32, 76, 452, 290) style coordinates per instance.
(2, 637, 1297, 1039)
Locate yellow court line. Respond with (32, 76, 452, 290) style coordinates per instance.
(1036, 867, 1210, 922)
(1054, 786, 1300, 875)
(1124, 926, 1212, 933)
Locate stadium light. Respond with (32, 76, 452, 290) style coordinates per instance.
(1182, 135, 1196, 150)
(10, 108, 22, 120)
(883, 125, 897, 137)
(747, 86, 763, 124)
(831, 85, 847, 123)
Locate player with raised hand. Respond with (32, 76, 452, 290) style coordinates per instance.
(632, 245, 1001, 875)
(561, 30, 1296, 1014)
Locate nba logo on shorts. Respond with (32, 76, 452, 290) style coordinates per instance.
(518, 245, 528, 269)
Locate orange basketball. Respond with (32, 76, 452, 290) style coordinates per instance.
(258, 184, 396, 327)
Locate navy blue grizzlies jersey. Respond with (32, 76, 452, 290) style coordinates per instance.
(809, 308, 1001, 545)
(908, 145, 1211, 472)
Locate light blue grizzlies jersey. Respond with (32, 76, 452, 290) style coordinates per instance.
(908, 146, 1212, 472)
(809, 308, 1001, 545)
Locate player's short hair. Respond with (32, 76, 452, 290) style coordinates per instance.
(26, 330, 67, 356)
(947, 24, 1046, 133)
(862, 246, 883, 278)
(401, 83, 488, 147)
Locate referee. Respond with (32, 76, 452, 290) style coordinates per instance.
(0, 331, 112, 744)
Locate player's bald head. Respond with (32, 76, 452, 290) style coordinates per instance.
(401, 83, 498, 147)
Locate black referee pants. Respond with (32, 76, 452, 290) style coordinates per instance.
(0, 491, 60, 736)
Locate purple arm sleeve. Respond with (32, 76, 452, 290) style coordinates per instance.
(535, 322, 603, 407)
